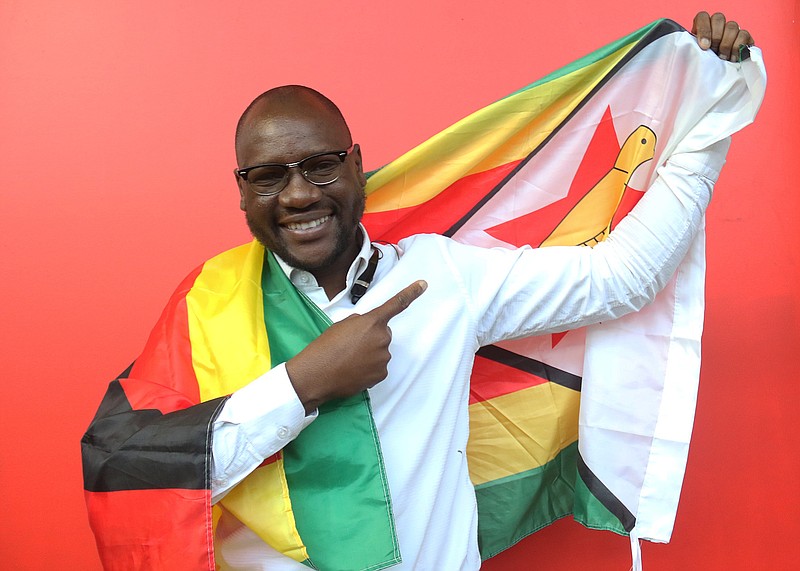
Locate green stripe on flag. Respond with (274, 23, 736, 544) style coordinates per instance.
(501, 19, 665, 101)
(475, 442, 578, 560)
(261, 252, 401, 571)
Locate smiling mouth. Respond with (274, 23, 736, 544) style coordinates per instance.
(285, 216, 331, 231)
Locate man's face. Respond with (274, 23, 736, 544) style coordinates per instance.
(236, 108, 367, 275)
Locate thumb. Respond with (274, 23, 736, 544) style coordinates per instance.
(370, 280, 428, 322)
(693, 11, 712, 49)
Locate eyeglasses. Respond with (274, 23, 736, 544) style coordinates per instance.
(235, 145, 355, 197)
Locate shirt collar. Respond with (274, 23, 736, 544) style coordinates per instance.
(272, 224, 372, 301)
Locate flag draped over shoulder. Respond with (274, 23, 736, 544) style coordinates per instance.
(83, 245, 401, 571)
(82, 19, 765, 571)
(362, 18, 765, 559)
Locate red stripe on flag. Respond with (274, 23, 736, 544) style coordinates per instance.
(469, 354, 550, 405)
(258, 451, 281, 468)
(117, 378, 201, 415)
(129, 264, 204, 409)
(364, 160, 521, 242)
(85, 488, 214, 571)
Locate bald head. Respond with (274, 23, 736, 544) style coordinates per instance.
(235, 85, 352, 164)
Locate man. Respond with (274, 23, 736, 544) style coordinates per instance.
(84, 12, 755, 571)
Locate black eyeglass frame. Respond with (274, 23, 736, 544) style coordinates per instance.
(234, 144, 356, 196)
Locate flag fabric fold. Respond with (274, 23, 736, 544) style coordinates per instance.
(82, 19, 765, 570)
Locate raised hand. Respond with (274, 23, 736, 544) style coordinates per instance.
(286, 280, 428, 413)
(692, 11, 754, 62)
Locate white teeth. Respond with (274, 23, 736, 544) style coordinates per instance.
(286, 216, 330, 231)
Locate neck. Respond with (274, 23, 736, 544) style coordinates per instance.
(311, 233, 363, 300)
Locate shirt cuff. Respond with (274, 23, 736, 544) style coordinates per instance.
(221, 362, 317, 449)
(211, 363, 317, 501)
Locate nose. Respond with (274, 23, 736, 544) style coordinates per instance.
(277, 167, 323, 209)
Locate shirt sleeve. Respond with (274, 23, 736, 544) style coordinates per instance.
(210, 362, 317, 503)
(452, 138, 730, 345)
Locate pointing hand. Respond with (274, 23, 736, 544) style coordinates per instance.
(287, 280, 428, 413)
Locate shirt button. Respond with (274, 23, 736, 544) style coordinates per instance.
(277, 426, 290, 439)
(299, 274, 310, 284)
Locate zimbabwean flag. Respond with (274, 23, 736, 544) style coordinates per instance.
(82, 19, 765, 571)
(362, 18, 764, 558)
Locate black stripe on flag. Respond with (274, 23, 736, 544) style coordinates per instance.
(577, 450, 637, 532)
(476, 344, 582, 391)
(81, 378, 228, 492)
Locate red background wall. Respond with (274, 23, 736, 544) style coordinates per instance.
(1, 1, 797, 569)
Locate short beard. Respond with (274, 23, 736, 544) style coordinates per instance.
(246, 187, 366, 273)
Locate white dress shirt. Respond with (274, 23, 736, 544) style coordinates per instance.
(210, 142, 728, 570)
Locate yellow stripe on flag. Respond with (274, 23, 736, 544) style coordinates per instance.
(467, 382, 580, 486)
(186, 241, 309, 561)
(186, 241, 271, 401)
(365, 44, 637, 213)
(218, 458, 310, 563)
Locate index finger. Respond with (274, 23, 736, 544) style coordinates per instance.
(369, 280, 428, 322)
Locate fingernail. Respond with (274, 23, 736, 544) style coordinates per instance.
(700, 38, 711, 49)
(719, 53, 729, 60)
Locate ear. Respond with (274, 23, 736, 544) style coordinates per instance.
(235, 171, 247, 211)
(352, 144, 367, 188)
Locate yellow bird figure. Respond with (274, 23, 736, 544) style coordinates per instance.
(539, 125, 657, 247)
